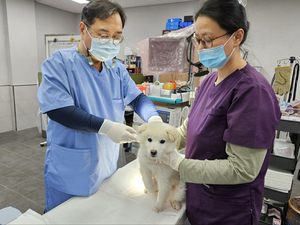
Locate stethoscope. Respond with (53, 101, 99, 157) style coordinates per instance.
(180, 106, 190, 125)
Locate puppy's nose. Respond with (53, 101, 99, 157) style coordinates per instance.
(150, 150, 157, 156)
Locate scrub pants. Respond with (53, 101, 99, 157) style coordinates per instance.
(45, 182, 74, 212)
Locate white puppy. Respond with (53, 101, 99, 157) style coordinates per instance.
(137, 122, 186, 213)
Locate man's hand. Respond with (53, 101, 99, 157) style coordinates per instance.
(99, 120, 137, 144)
(148, 115, 163, 123)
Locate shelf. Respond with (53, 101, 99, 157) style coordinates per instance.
(271, 119, 300, 172)
(271, 118, 300, 172)
(261, 189, 289, 225)
(258, 220, 271, 225)
(277, 119, 300, 133)
(259, 118, 299, 225)
(127, 68, 141, 74)
(258, 202, 285, 225)
(269, 154, 297, 171)
(264, 187, 290, 203)
(148, 96, 182, 104)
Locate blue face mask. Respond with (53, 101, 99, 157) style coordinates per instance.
(198, 33, 236, 69)
(85, 27, 120, 62)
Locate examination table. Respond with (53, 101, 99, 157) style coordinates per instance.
(8, 159, 187, 224)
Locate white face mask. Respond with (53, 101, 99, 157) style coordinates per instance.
(84, 27, 120, 62)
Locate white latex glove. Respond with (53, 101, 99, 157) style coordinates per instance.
(98, 119, 137, 144)
(162, 150, 185, 171)
(148, 115, 163, 123)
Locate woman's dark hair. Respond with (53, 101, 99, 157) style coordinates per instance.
(194, 0, 250, 44)
(81, 0, 126, 28)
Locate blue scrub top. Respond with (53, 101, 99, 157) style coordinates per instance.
(37, 46, 141, 196)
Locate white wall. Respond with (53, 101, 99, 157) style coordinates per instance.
(118, 1, 200, 59)
(6, 0, 38, 85)
(0, 0, 13, 133)
(0, 0, 40, 133)
(0, 86, 13, 133)
(35, 2, 80, 70)
(4, 0, 40, 131)
(0, 0, 10, 85)
(245, 0, 300, 85)
(75, 13, 81, 29)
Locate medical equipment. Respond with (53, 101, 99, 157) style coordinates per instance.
(156, 106, 181, 127)
(133, 105, 182, 131)
(160, 89, 172, 98)
(185, 32, 209, 106)
(132, 106, 181, 152)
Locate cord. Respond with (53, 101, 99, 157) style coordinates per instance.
(186, 33, 204, 86)
(180, 106, 190, 125)
(188, 40, 192, 83)
(288, 63, 299, 102)
(177, 85, 190, 103)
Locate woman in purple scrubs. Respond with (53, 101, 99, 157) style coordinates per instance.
(162, 0, 281, 224)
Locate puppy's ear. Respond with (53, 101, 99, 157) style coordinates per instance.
(137, 123, 147, 134)
(166, 128, 180, 142)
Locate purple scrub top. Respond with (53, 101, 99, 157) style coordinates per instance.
(185, 63, 281, 225)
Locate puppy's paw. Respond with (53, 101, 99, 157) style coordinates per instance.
(170, 200, 181, 211)
(144, 188, 154, 194)
(153, 206, 163, 213)
(144, 186, 155, 193)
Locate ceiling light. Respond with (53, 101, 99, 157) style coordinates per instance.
(72, 0, 89, 4)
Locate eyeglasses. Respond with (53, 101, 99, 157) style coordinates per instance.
(85, 23, 125, 46)
(191, 32, 229, 49)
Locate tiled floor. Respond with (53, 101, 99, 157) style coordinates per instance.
(0, 127, 137, 215)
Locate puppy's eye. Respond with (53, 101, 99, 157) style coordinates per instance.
(160, 140, 165, 144)
(148, 138, 152, 142)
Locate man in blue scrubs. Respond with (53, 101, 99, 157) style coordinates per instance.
(37, 0, 161, 212)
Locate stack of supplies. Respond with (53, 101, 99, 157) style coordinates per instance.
(165, 17, 193, 31)
(273, 138, 295, 159)
(166, 18, 182, 30)
(265, 165, 293, 193)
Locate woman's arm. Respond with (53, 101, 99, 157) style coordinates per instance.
(176, 117, 188, 150)
(179, 142, 267, 184)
